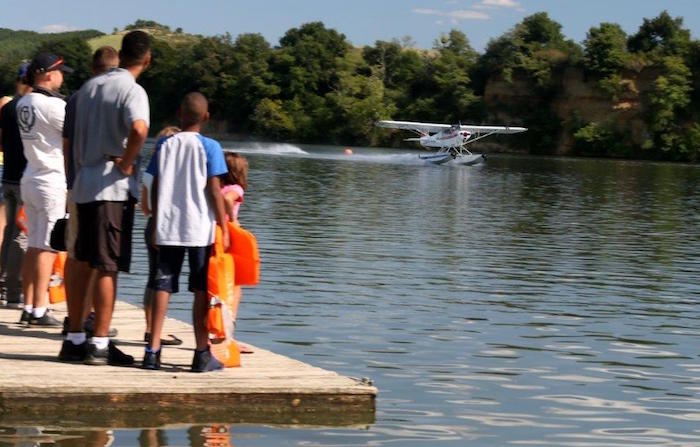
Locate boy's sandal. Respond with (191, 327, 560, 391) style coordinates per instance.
(144, 333, 184, 346)
(237, 342, 254, 354)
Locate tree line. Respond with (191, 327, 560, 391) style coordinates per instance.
(1, 12, 698, 161)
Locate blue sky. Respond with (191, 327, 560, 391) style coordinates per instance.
(1, 0, 698, 51)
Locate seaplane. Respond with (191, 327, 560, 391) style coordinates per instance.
(376, 120, 527, 165)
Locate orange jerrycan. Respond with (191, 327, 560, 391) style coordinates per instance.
(48, 252, 67, 304)
(227, 222, 260, 286)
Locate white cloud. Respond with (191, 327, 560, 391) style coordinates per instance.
(482, 0, 520, 7)
(41, 23, 78, 33)
(449, 9, 490, 19)
(412, 8, 490, 21)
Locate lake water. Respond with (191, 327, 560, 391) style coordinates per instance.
(2, 143, 699, 446)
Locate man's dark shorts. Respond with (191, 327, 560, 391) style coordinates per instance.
(153, 245, 210, 294)
(75, 199, 136, 273)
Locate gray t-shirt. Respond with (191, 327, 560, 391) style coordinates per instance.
(71, 68, 150, 203)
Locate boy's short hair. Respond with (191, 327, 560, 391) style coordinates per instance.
(92, 46, 119, 73)
(120, 31, 151, 67)
(180, 92, 208, 128)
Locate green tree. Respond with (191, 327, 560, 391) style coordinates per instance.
(628, 11, 691, 58)
(220, 33, 280, 131)
(583, 23, 629, 76)
(645, 56, 692, 158)
(251, 98, 295, 139)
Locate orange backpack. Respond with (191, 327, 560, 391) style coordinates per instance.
(226, 222, 260, 286)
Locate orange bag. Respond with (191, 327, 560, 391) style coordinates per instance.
(206, 225, 240, 367)
(210, 339, 240, 368)
(227, 222, 260, 286)
(48, 252, 67, 304)
(16, 206, 28, 234)
(206, 226, 232, 343)
(206, 297, 226, 343)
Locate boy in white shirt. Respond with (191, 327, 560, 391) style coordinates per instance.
(144, 92, 229, 371)
(16, 53, 72, 326)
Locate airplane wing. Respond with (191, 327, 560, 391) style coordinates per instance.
(376, 120, 451, 133)
(459, 125, 527, 134)
(377, 120, 527, 134)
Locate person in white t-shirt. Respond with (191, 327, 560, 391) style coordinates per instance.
(16, 53, 72, 326)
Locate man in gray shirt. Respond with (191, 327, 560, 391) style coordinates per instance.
(67, 31, 151, 366)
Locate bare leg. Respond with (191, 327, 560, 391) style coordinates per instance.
(0, 202, 6, 277)
(144, 288, 154, 334)
(231, 286, 242, 322)
(21, 248, 37, 307)
(83, 271, 96, 322)
(64, 257, 93, 332)
(149, 290, 170, 351)
(32, 250, 57, 309)
(193, 290, 208, 350)
(93, 271, 117, 338)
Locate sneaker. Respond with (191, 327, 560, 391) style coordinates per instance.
(191, 348, 223, 373)
(84, 341, 135, 366)
(83, 314, 118, 338)
(84, 343, 108, 366)
(19, 310, 31, 325)
(29, 312, 62, 327)
(58, 340, 87, 362)
(142, 349, 161, 370)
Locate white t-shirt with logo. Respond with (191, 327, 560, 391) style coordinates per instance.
(16, 90, 66, 186)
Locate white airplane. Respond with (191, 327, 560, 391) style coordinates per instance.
(376, 120, 527, 165)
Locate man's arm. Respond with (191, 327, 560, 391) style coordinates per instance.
(207, 176, 230, 252)
(62, 137, 71, 175)
(117, 119, 148, 176)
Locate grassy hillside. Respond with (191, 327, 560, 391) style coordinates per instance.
(88, 21, 200, 51)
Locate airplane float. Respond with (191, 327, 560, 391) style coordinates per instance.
(376, 120, 527, 165)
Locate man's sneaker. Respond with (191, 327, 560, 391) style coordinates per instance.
(83, 314, 118, 338)
(84, 342, 108, 366)
(84, 341, 135, 366)
(29, 312, 62, 327)
(191, 348, 223, 373)
(58, 340, 87, 362)
(142, 349, 161, 370)
(19, 310, 31, 325)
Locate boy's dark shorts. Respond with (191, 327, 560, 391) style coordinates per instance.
(153, 245, 210, 294)
(75, 199, 136, 273)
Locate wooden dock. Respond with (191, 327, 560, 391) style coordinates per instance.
(0, 300, 376, 428)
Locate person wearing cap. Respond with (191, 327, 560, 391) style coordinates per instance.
(15, 53, 73, 326)
(69, 31, 151, 366)
(0, 63, 32, 308)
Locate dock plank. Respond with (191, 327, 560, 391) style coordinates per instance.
(0, 300, 376, 428)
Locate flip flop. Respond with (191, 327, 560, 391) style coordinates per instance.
(236, 341, 254, 354)
(144, 333, 184, 346)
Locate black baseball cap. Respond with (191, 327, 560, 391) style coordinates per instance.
(29, 53, 74, 75)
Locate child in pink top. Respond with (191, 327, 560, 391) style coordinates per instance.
(220, 152, 252, 353)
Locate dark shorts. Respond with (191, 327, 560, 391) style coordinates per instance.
(153, 245, 210, 294)
(75, 199, 136, 273)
